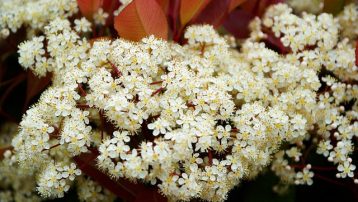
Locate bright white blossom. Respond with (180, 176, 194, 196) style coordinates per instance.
(2, 2, 356, 202)
(295, 165, 314, 185)
(0, 0, 78, 39)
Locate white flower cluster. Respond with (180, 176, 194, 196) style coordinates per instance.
(0, 124, 41, 202)
(37, 161, 81, 198)
(13, 18, 93, 198)
(77, 177, 115, 202)
(0, 0, 78, 39)
(18, 17, 91, 77)
(263, 3, 339, 53)
(13, 15, 313, 201)
(8, 3, 358, 202)
(254, 4, 357, 190)
(0, 123, 112, 202)
(83, 23, 317, 201)
(337, 3, 358, 40)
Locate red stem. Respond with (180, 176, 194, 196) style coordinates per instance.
(200, 43, 206, 56)
(110, 62, 122, 78)
(76, 104, 91, 109)
(78, 84, 87, 97)
(99, 110, 105, 140)
(314, 173, 346, 187)
(151, 87, 164, 97)
(301, 144, 314, 165)
(208, 150, 213, 166)
(355, 40, 357, 66)
(42, 143, 61, 151)
(149, 81, 163, 85)
(186, 102, 196, 109)
(290, 164, 337, 171)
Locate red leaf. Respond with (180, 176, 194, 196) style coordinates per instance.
(101, 0, 121, 25)
(114, 0, 169, 41)
(191, 0, 232, 27)
(77, 0, 120, 25)
(224, 0, 283, 39)
(223, 9, 254, 39)
(179, 0, 210, 26)
(242, 0, 283, 17)
(77, 0, 102, 19)
(168, 0, 180, 40)
(262, 28, 291, 54)
(156, 0, 170, 13)
(355, 40, 358, 66)
(241, 0, 258, 14)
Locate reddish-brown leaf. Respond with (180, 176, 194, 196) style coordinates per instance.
(228, 0, 247, 12)
(263, 31, 291, 54)
(0, 73, 26, 107)
(114, 0, 168, 41)
(323, 0, 345, 15)
(24, 71, 51, 110)
(223, 9, 254, 39)
(242, 0, 283, 17)
(74, 149, 167, 202)
(224, 0, 284, 39)
(74, 151, 137, 201)
(179, 0, 210, 26)
(191, 0, 232, 27)
(134, 188, 167, 202)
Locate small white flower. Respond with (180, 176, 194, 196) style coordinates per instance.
(337, 162, 356, 178)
